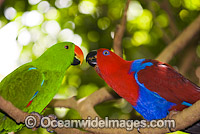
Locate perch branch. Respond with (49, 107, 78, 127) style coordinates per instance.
(0, 95, 89, 134)
(49, 87, 114, 119)
(2, 88, 200, 134)
(0, 96, 28, 124)
(48, 97, 78, 110)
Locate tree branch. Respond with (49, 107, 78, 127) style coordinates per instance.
(1, 87, 200, 134)
(48, 88, 200, 133)
(144, 0, 172, 44)
(48, 97, 78, 110)
(0, 96, 28, 124)
(48, 87, 114, 119)
(159, 0, 179, 37)
(113, 0, 130, 57)
(179, 45, 196, 75)
(156, 15, 200, 63)
(0, 0, 4, 7)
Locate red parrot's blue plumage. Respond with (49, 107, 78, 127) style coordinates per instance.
(86, 49, 200, 121)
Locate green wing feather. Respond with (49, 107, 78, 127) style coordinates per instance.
(0, 64, 44, 132)
(0, 42, 78, 133)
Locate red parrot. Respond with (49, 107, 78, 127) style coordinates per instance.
(86, 48, 200, 133)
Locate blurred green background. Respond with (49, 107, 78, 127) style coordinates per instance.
(0, 0, 199, 133)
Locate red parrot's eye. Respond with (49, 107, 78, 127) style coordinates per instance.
(103, 50, 110, 56)
(65, 45, 69, 49)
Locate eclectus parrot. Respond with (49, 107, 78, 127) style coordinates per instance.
(0, 42, 84, 133)
(86, 49, 200, 121)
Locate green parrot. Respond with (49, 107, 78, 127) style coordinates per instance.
(0, 42, 84, 133)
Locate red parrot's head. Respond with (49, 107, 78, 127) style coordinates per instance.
(86, 48, 125, 78)
(86, 49, 139, 105)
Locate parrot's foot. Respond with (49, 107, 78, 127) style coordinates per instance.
(30, 111, 42, 122)
(167, 110, 179, 119)
(166, 110, 179, 132)
(32, 127, 38, 131)
(45, 114, 58, 133)
(30, 112, 42, 130)
(47, 128, 54, 133)
(48, 114, 57, 120)
(137, 127, 141, 133)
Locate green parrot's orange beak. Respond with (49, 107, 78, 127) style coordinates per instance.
(72, 45, 84, 65)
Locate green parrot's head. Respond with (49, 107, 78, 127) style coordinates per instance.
(35, 42, 84, 70)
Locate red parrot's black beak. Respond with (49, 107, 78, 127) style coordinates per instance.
(86, 50, 97, 67)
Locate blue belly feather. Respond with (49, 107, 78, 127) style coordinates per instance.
(130, 59, 175, 120)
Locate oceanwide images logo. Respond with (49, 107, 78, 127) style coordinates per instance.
(25, 115, 176, 131)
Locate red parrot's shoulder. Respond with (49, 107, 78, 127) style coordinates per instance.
(130, 59, 200, 109)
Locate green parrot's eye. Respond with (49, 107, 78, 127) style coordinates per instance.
(65, 45, 69, 49)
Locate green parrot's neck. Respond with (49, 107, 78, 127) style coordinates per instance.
(32, 52, 74, 72)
